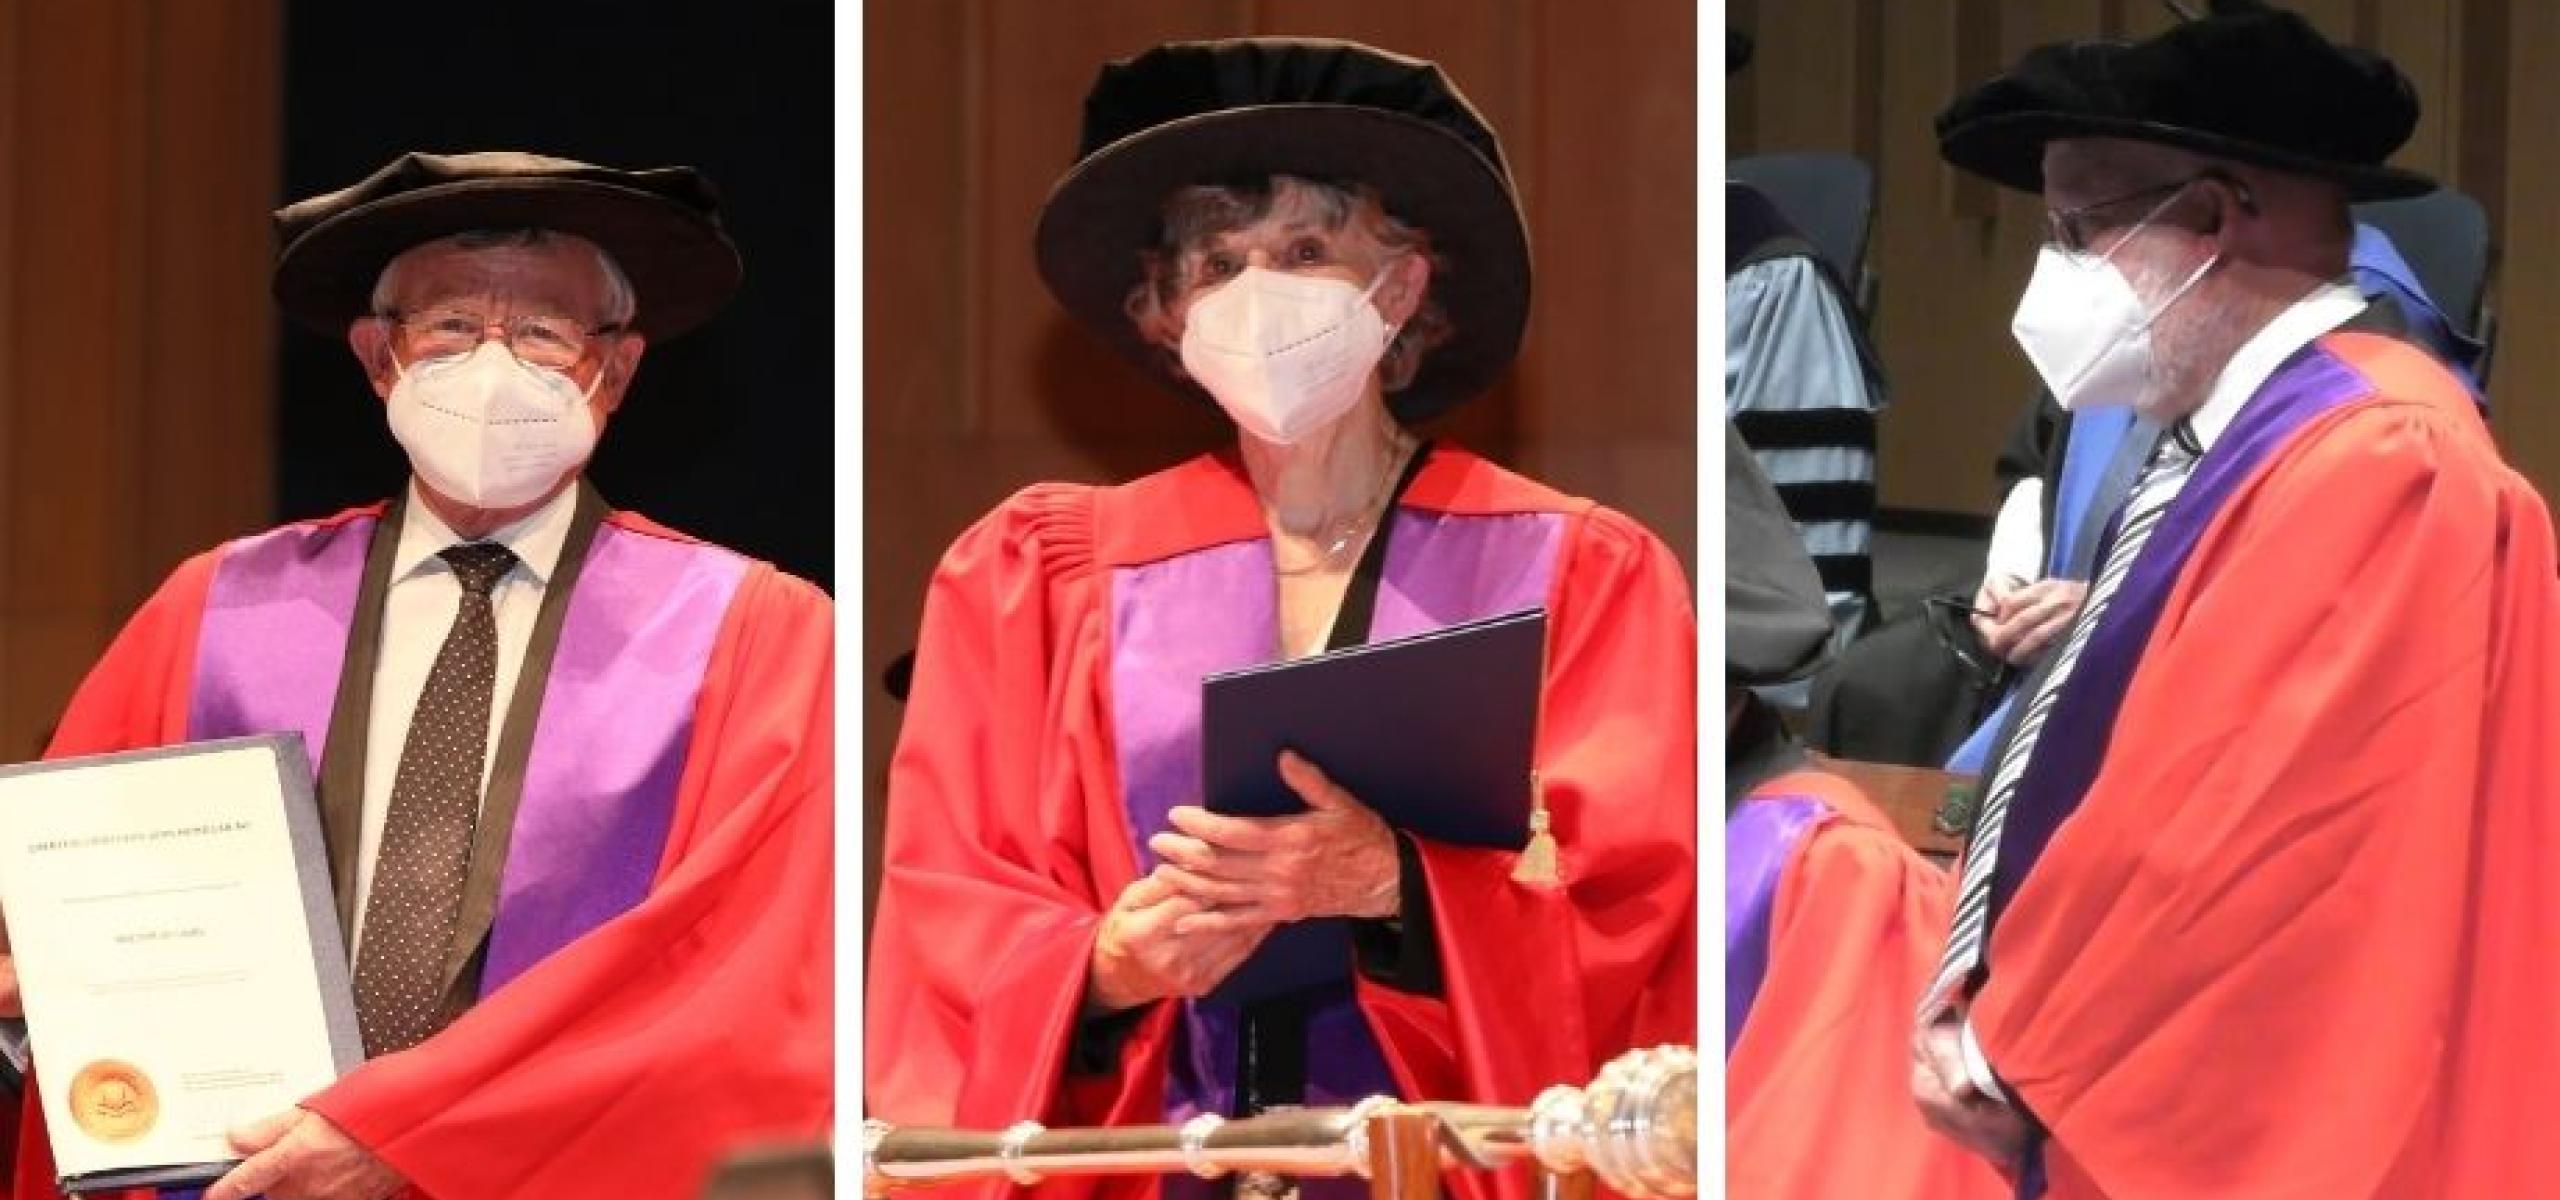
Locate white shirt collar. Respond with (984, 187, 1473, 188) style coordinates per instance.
(392, 480, 579, 587)
(2185, 280, 2366, 453)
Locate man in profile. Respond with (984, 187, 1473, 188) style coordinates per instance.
(1913, 4, 2560, 1195)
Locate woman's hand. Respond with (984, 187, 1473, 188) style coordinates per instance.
(1088, 875, 1271, 1012)
(1149, 750, 1400, 933)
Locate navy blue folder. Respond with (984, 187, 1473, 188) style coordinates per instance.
(1195, 607, 1546, 1006)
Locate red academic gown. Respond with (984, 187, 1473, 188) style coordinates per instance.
(6, 507, 834, 1200)
(1972, 335, 2560, 1196)
(1726, 771, 2008, 1200)
(865, 447, 1697, 1199)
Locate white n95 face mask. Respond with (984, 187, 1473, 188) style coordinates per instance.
(2010, 243, 2217, 412)
(386, 341, 601, 509)
(1179, 267, 1394, 445)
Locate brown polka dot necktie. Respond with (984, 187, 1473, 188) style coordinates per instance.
(352, 541, 516, 1056)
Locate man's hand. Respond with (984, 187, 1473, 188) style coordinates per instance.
(1973, 576, 2088, 666)
(205, 1108, 403, 1200)
(1911, 1017, 2029, 1167)
(1148, 750, 1400, 933)
(1086, 875, 1271, 1013)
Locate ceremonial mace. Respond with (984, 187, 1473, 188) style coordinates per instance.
(863, 1044, 1696, 1199)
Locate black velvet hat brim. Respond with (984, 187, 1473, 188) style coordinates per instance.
(276, 172, 740, 341)
(1938, 4, 2432, 202)
(1941, 110, 2435, 201)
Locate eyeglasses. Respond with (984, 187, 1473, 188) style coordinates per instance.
(1921, 593, 2014, 693)
(380, 308, 622, 372)
(2043, 173, 2214, 257)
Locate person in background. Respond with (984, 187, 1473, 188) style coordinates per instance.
(1726, 29, 1890, 674)
(1725, 420, 2006, 1200)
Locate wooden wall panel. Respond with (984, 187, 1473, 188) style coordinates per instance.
(2494, 0, 2559, 490)
(862, 1, 1697, 930)
(1863, 0, 2036, 513)
(0, 0, 276, 756)
(864, 1, 968, 445)
(1513, 0, 1695, 547)
(2286, 0, 2361, 43)
(140, 2, 281, 602)
(1739, 0, 2560, 515)
(9, 0, 143, 645)
(2454, 0, 2509, 234)
(1749, 0, 1862, 153)
(859, 0, 967, 972)
(976, 3, 1244, 447)
(2375, 2, 2455, 180)
(0, 7, 15, 690)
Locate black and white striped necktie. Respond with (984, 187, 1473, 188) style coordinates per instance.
(1923, 428, 2201, 1017)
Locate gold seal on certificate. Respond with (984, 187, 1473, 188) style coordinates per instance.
(67, 1060, 159, 1143)
(0, 734, 360, 1195)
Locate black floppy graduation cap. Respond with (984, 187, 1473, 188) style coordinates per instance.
(1936, 0, 2430, 200)
(273, 150, 743, 340)
(1033, 38, 1532, 423)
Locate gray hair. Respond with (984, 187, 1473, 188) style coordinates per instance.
(370, 227, 638, 327)
(1125, 175, 1454, 396)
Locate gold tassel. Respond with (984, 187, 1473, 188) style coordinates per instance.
(1513, 771, 1560, 885)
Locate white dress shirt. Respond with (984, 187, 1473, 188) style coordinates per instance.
(2185, 279, 2365, 454)
(1983, 477, 2048, 587)
(349, 481, 578, 954)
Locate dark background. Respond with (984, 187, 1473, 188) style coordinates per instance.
(279, 0, 835, 589)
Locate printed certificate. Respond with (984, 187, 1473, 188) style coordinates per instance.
(0, 734, 359, 1193)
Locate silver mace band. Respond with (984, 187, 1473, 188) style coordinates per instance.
(863, 1044, 1697, 1199)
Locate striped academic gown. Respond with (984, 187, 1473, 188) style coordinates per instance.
(1726, 182, 1888, 648)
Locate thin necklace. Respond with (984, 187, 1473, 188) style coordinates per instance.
(1273, 437, 1411, 577)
